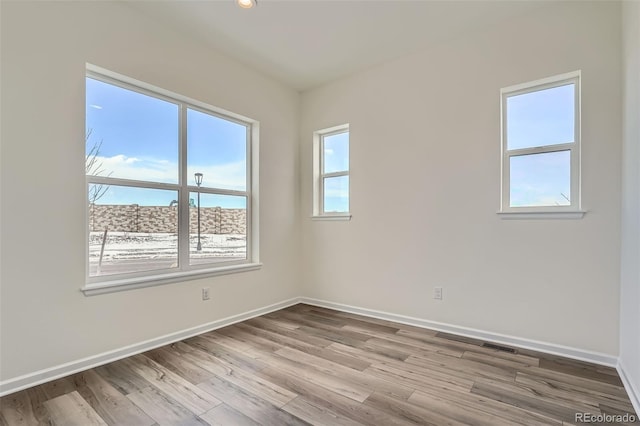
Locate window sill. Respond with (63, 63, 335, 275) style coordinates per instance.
(497, 211, 587, 220)
(311, 214, 352, 221)
(81, 262, 263, 296)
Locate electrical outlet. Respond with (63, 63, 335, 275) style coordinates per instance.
(202, 287, 210, 301)
(434, 287, 443, 300)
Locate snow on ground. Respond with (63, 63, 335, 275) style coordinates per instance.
(89, 232, 246, 260)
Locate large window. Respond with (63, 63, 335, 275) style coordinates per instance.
(85, 65, 259, 293)
(312, 125, 350, 219)
(500, 71, 582, 217)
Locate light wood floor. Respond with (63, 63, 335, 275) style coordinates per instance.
(1, 304, 637, 425)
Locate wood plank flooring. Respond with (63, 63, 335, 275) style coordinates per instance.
(1, 304, 637, 425)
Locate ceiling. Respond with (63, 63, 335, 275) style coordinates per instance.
(127, 0, 548, 91)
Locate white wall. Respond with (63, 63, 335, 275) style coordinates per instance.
(0, 1, 300, 381)
(0, 0, 631, 390)
(620, 0, 640, 408)
(300, 1, 622, 355)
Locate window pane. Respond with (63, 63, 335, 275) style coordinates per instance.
(323, 132, 349, 174)
(187, 109, 247, 191)
(88, 185, 178, 277)
(510, 151, 571, 207)
(323, 175, 349, 213)
(86, 78, 179, 183)
(189, 192, 247, 265)
(507, 83, 575, 150)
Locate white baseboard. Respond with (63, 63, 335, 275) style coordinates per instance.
(0, 297, 302, 397)
(1, 295, 624, 398)
(618, 359, 640, 416)
(300, 297, 619, 367)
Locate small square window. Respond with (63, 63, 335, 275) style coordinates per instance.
(500, 71, 582, 216)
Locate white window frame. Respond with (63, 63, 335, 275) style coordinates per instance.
(312, 124, 351, 220)
(499, 70, 585, 219)
(83, 64, 260, 296)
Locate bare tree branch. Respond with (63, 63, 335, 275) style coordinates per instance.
(86, 129, 112, 204)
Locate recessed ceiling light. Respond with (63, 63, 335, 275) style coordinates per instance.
(237, 0, 257, 9)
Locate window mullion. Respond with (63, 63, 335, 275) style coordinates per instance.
(322, 171, 349, 179)
(86, 176, 180, 191)
(506, 143, 574, 157)
(186, 187, 248, 198)
(178, 104, 189, 271)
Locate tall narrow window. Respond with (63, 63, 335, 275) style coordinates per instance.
(313, 125, 350, 219)
(500, 71, 582, 217)
(85, 65, 259, 294)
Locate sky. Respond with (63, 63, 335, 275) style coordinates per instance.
(323, 131, 350, 212)
(506, 83, 575, 207)
(86, 77, 247, 208)
(87, 77, 575, 211)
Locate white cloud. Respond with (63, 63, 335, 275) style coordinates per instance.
(90, 155, 246, 190)
(94, 155, 177, 183)
(189, 161, 246, 190)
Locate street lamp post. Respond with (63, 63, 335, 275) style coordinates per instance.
(195, 173, 203, 251)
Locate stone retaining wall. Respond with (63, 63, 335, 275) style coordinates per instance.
(89, 204, 246, 234)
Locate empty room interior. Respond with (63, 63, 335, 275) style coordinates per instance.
(1, 0, 639, 424)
